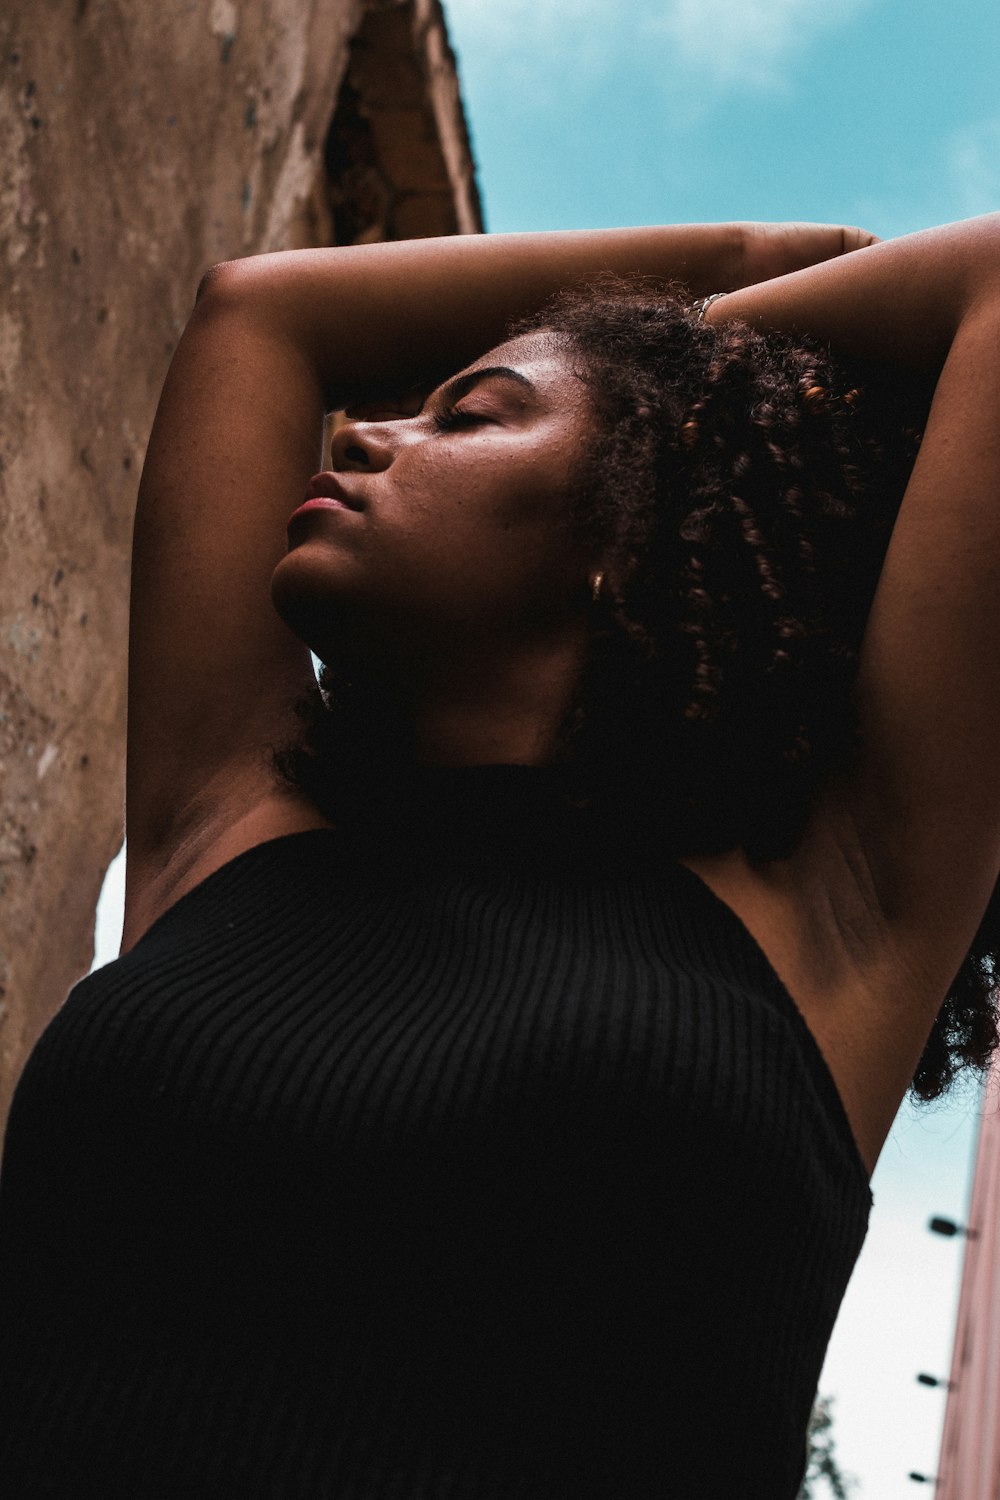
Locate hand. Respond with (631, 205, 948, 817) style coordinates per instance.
(739, 222, 881, 288)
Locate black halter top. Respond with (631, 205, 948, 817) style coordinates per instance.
(0, 766, 871, 1498)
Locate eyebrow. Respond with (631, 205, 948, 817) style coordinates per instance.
(438, 365, 535, 405)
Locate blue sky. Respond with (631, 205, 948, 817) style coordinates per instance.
(444, 0, 1000, 241)
(437, 0, 999, 1493)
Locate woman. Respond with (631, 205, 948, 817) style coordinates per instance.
(1, 217, 998, 1497)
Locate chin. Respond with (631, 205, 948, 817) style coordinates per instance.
(270, 549, 350, 660)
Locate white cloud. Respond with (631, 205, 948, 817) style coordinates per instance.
(646, 0, 871, 93)
(444, 0, 874, 103)
(443, 0, 623, 96)
(948, 116, 1000, 218)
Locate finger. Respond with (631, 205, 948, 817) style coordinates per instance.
(745, 222, 887, 286)
(840, 226, 882, 252)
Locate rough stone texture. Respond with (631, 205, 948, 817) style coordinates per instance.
(0, 0, 482, 1135)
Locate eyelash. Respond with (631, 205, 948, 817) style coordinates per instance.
(431, 406, 487, 432)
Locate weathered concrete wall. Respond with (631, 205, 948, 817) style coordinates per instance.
(0, 0, 481, 1134)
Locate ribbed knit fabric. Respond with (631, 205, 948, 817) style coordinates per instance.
(0, 766, 871, 1499)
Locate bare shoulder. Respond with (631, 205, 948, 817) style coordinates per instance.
(120, 778, 333, 958)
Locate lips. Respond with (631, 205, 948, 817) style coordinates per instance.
(287, 473, 365, 528)
(302, 472, 364, 510)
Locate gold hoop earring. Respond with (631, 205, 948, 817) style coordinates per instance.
(590, 572, 605, 604)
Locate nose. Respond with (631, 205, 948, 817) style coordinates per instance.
(328, 416, 408, 473)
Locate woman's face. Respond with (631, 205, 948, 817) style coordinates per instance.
(270, 333, 598, 673)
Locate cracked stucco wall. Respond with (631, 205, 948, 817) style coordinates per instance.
(0, 0, 481, 1135)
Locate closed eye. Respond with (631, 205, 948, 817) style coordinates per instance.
(431, 406, 491, 432)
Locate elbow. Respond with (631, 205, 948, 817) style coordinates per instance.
(194, 259, 244, 308)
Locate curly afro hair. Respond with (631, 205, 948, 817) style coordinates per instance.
(271, 276, 998, 1102)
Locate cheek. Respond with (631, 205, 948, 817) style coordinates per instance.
(272, 447, 586, 645)
(390, 464, 583, 610)
(399, 485, 570, 580)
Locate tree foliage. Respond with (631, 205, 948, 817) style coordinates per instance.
(797, 1395, 857, 1500)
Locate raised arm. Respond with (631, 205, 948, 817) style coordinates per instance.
(702, 216, 1000, 1135)
(194, 222, 878, 407)
(704, 213, 998, 370)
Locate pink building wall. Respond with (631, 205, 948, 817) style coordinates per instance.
(937, 1082, 1000, 1496)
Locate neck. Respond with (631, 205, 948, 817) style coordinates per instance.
(343, 628, 589, 769)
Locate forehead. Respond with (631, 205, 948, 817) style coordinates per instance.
(474, 330, 569, 371)
(486, 329, 566, 360)
(463, 331, 589, 406)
